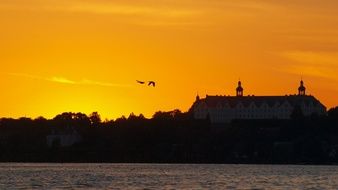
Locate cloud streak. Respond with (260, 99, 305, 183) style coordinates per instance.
(0, 0, 201, 18)
(278, 51, 338, 81)
(8, 73, 132, 88)
(0, 0, 204, 27)
(64, 3, 200, 18)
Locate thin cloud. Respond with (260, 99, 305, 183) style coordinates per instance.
(7, 73, 132, 88)
(50, 77, 76, 84)
(0, 0, 284, 28)
(8, 73, 44, 80)
(64, 3, 200, 18)
(0, 0, 201, 18)
(0, 1, 204, 27)
(81, 79, 132, 87)
(278, 51, 338, 81)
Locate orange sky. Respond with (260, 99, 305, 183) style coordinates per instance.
(1, 0, 338, 119)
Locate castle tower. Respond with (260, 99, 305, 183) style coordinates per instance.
(236, 81, 243, 97)
(298, 80, 306, 96)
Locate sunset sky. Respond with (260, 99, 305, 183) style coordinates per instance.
(1, 0, 338, 119)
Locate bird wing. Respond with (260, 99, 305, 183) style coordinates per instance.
(148, 81, 156, 87)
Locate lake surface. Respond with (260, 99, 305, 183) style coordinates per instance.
(0, 163, 338, 189)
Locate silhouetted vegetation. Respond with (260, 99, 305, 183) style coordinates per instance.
(0, 107, 338, 164)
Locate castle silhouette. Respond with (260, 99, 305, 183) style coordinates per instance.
(192, 80, 326, 123)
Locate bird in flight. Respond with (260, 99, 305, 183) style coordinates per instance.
(136, 80, 156, 87)
(148, 81, 156, 87)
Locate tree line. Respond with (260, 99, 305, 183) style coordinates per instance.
(0, 107, 337, 163)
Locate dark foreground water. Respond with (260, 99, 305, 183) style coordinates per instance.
(0, 163, 338, 189)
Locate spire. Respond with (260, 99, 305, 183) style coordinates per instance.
(236, 80, 243, 97)
(195, 92, 200, 102)
(298, 79, 306, 96)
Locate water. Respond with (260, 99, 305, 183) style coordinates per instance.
(0, 164, 338, 189)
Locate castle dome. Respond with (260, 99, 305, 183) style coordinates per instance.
(236, 81, 243, 96)
(298, 80, 306, 95)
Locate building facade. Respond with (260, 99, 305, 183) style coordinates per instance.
(46, 128, 82, 148)
(192, 80, 326, 123)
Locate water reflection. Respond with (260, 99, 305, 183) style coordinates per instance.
(0, 164, 338, 189)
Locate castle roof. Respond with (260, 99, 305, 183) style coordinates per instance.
(197, 95, 324, 108)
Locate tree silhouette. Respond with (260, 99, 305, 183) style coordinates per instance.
(0, 106, 337, 164)
(89, 112, 101, 127)
(328, 107, 338, 120)
(152, 109, 183, 120)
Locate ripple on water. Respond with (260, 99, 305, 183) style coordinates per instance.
(0, 164, 338, 189)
